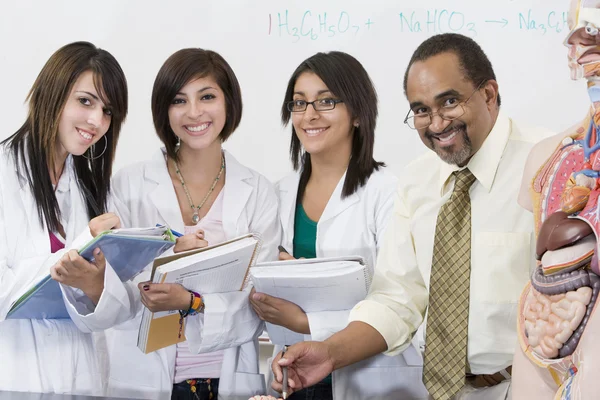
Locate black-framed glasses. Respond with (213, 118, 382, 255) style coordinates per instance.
(286, 98, 344, 112)
(403, 81, 486, 130)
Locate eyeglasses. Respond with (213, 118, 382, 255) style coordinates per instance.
(403, 81, 486, 130)
(286, 98, 344, 112)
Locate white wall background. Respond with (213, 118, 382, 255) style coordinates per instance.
(0, 0, 587, 182)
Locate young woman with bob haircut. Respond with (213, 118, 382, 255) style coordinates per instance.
(78, 48, 281, 400)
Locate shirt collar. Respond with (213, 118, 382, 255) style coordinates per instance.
(54, 154, 73, 193)
(438, 111, 511, 195)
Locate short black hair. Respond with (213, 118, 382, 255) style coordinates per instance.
(152, 48, 242, 162)
(281, 51, 383, 198)
(403, 33, 501, 106)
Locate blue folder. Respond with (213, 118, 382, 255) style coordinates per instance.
(7, 229, 176, 320)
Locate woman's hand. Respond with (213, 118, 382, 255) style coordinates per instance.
(249, 288, 310, 334)
(173, 230, 208, 253)
(138, 282, 192, 312)
(50, 248, 106, 305)
(278, 251, 295, 261)
(89, 213, 121, 237)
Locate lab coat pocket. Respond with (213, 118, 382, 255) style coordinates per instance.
(219, 371, 266, 398)
(472, 231, 531, 304)
(333, 353, 428, 400)
(104, 328, 168, 400)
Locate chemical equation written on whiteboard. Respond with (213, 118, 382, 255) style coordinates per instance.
(398, 9, 568, 36)
(268, 9, 568, 42)
(269, 10, 375, 42)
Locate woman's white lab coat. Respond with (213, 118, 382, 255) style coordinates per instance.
(0, 145, 130, 395)
(267, 168, 428, 400)
(67, 149, 281, 400)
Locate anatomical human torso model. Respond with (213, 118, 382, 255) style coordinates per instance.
(512, 1, 600, 398)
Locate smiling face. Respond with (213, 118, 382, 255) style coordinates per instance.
(168, 75, 226, 152)
(56, 70, 112, 159)
(406, 52, 497, 166)
(290, 72, 354, 157)
(565, 0, 600, 79)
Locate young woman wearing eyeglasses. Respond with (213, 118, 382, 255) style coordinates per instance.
(249, 51, 428, 400)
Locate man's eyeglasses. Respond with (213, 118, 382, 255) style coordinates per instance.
(403, 81, 486, 130)
(286, 98, 344, 112)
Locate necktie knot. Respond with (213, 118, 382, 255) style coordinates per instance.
(453, 169, 476, 193)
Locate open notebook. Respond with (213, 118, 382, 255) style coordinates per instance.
(7, 226, 176, 320)
(137, 233, 262, 354)
(249, 256, 371, 345)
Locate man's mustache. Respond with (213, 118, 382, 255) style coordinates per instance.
(424, 122, 466, 140)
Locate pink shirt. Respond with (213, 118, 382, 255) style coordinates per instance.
(174, 190, 227, 382)
(49, 232, 65, 253)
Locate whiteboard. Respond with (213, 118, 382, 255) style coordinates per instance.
(0, 0, 587, 182)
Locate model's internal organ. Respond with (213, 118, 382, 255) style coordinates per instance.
(528, 205, 600, 359)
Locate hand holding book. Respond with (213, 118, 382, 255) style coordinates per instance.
(50, 248, 106, 305)
(138, 281, 191, 313)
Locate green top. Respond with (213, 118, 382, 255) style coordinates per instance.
(292, 202, 317, 259)
(292, 202, 332, 385)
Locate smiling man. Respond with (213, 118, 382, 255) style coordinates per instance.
(403, 50, 499, 168)
(269, 33, 554, 400)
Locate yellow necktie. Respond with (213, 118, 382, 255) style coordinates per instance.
(423, 169, 476, 400)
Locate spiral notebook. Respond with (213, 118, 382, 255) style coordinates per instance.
(249, 256, 370, 345)
(137, 233, 262, 354)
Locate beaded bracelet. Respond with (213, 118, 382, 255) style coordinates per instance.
(189, 291, 204, 315)
(179, 290, 204, 318)
(178, 291, 195, 318)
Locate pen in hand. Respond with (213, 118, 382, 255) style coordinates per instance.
(282, 345, 288, 399)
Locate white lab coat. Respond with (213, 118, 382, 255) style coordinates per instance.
(67, 149, 281, 400)
(267, 168, 428, 400)
(0, 145, 130, 395)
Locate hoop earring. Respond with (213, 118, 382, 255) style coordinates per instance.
(82, 135, 108, 160)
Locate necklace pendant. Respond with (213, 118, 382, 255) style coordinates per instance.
(192, 212, 200, 224)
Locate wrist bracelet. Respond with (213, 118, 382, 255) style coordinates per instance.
(178, 291, 195, 318)
(188, 291, 204, 315)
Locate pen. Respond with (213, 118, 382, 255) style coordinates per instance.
(155, 224, 183, 237)
(171, 229, 183, 238)
(282, 345, 288, 399)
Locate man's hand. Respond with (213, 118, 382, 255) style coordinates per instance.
(249, 288, 310, 334)
(89, 213, 121, 237)
(270, 321, 389, 395)
(271, 341, 335, 395)
(50, 248, 106, 304)
(173, 231, 208, 253)
(138, 282, 192, 312)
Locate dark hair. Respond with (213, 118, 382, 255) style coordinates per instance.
(2, 41, 128, 233)
(403, 33, 501, 106)
(152, 48, 242, 161)
(281, 51, 383, 199)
